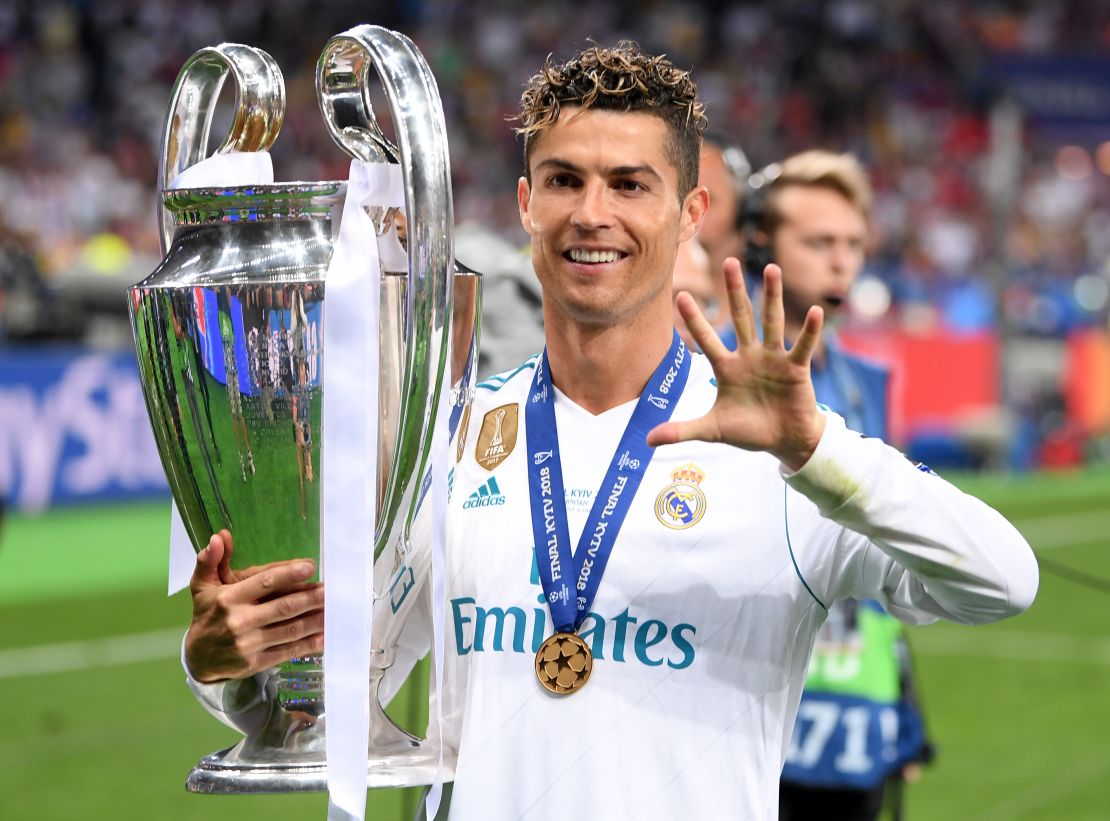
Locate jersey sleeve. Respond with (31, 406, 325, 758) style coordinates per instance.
(181, 635, 275, 735)
(378, 577, 432, 706)
(783, 412, 1039, 625)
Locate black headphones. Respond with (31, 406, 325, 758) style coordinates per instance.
(738, 162, 783, 280)
(702, 135, 785, 280)
(702, 137, 751, 227)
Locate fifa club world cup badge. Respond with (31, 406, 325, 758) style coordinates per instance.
(475, 403, 518, 471)
(654, 463, 707, 530)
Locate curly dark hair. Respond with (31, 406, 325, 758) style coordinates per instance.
(515, 42, 708, 198)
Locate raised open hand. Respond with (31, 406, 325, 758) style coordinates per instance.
(647, 257, 827, 470)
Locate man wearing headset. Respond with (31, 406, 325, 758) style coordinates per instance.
(729, 149, 932, 820)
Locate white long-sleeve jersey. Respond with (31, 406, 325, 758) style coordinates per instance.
(187, 351, 1037, 820)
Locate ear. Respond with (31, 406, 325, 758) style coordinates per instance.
(678, 184, 709, 243)
(517, 177, 533, 236)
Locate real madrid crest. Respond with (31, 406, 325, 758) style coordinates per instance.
(654, 463, 707, 530)
(475, 403, 518, 471)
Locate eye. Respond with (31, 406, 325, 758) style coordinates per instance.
(548, 173, 577, 189)
(615, 179, 645, 193)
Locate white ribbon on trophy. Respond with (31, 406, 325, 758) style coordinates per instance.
(321, 159, 405, 821)
(165, 150, 276, 596)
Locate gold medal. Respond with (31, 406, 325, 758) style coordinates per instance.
(535, 632, 593, 695)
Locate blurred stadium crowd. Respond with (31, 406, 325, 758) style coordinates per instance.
(0, 0, 1108, 473)
(2, 0, 1109, 337)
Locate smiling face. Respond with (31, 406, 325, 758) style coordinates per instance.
(518, 107, 707, 332)
(770, 184, 867, 324)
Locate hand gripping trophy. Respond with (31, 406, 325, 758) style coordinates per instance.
(128, 27, 479, 794)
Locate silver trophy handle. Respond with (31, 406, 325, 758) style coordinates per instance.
(316, 37, 398, 165)
(157, 43, 285, 253)
(317, 26, 454, 562)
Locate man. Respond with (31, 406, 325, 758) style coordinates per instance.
(726, 151, 885, 434)
(697, 135, 749, 326)
(183, 44, 1037, 820)
(739, 150, 930, 819)
(671, 236, 715, 347)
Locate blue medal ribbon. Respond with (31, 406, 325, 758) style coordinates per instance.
(525, 331, 690, 634)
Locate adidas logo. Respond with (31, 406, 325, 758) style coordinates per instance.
(463, 476, 507, 509)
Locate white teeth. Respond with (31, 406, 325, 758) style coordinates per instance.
(569, 249, 620, 264)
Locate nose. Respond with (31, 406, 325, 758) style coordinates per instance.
(830, 241, 862, 277)
(570, 180, 613, 231)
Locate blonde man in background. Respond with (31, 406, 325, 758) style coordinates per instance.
(743, 150, 934, 821)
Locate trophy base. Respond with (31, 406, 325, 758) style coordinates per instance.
(185, 701, 449, 794)
(186, 745, 445, 794)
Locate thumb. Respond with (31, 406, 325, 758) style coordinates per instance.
(215, 529, 236, 585)
(190, 534, 225, 592)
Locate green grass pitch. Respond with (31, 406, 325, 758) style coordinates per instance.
(2, 468, 1109, 820)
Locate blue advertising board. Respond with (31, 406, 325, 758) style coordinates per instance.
(0, 346, 169, 512)
(992, 56, 1110, 131)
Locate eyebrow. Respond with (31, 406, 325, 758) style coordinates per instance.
(535, 158, 665, 182)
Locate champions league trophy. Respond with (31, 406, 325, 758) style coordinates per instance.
(129, 28, 480, 793)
